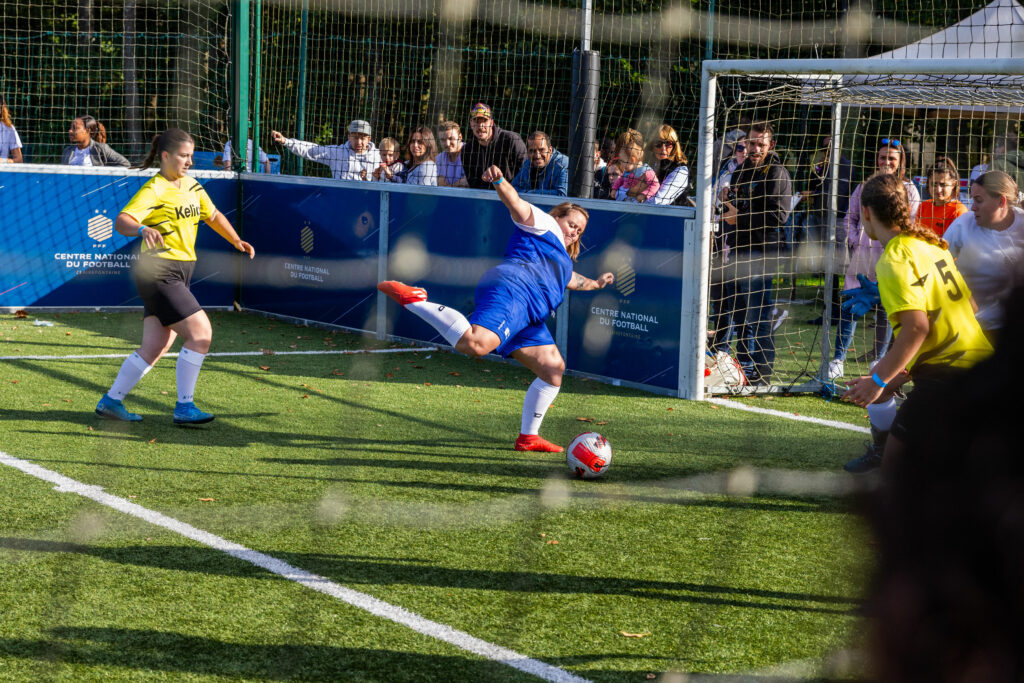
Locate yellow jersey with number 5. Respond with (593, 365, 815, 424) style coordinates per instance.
(120, 173, 217, 262)
(876, 233, 992, 372)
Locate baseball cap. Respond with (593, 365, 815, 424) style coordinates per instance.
(469, 103, 493, 120)
(348, 119, 372, 136)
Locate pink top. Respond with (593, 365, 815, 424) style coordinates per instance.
(842, 179, 921, 290)
(611, 166, 660, 202)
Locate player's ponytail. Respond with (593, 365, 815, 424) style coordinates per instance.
(862, 172, 948, 249)
(137, 127, 194, 169)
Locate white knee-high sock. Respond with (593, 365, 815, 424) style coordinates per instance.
(405, 300, 471, 347)
(108, 351, 154, 400)
(520, 378, 560, 435)
(176, 347, 206, 403)
(867, 397, 898, 431)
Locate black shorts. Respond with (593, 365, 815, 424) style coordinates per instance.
(134, 256, 202, 326)
(890, 364, 966, 442)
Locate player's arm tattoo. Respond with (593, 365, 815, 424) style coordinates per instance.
(568, 272, 592, 290)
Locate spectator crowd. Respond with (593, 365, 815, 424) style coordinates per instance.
(2, 97, 1021, 390)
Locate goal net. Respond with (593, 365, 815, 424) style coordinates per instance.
(696, 58, 1024, 395)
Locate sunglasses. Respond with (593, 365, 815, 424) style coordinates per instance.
(734, 145, 746, 152)
(881, 138, 901, 147)
(654, 140, 675, 148)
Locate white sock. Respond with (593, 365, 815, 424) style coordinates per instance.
(108, 351, 153, 400)
(867, 397, 898, 431)
(176, 347, 206, 403)
(520, 378, 560, 435)
(405, 300, 471, 347)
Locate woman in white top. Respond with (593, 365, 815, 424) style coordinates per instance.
(0, 94, 23, 163)
(384, 126, 437, 186)
(944, 170, 1024, 342)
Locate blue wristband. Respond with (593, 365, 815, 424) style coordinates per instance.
(871, 372, 887, 388)
(138, 226, 145, 237)
(493, 176, 504, 186)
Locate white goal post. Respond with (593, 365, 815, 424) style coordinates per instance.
(682, 57, 1024, 400)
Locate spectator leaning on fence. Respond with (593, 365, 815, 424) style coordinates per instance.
(0, 93, 23, 163)
(62, 115, 130, 167)
(721, 120, 793, 385)
(271, 119, 381, 181)
(511, 131, 568, 197)
(391, 126, 438, 185)
(460, 103, 527, 190)
(596, 159, 623, 200)
(436, 121, 468, 188)
(611, 128, 659, 203)
(645, 124, 690, 206)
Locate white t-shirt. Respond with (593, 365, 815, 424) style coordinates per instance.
(514, 203, 567, 249)
(223, 139, 269, 172)
(0, 123, 22, 160)
(944, 206, 1024, 331)
(68, 144, 93, 166)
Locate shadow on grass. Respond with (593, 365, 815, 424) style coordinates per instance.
(0, 537, 859, 614)
(0, 626, 537, 682)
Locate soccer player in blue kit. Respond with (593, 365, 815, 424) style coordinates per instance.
(379, 164, 614, 453)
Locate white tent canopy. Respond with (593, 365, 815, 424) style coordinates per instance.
(798, 0, 1024, 110)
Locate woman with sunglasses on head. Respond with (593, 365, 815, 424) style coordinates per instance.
(377, 126, 438, 186)
(644, 124, 691, 206)
(825, 137, 921, 380)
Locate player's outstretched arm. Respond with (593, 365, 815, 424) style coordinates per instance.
(567, 271, 614, 291)
(206, 211, 255, 259)
(482, 165, 532, 225)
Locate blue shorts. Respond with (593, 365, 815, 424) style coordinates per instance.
(469, 278, 554, 357)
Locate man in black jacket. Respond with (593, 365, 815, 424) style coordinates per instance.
(460, 103, 527, 190)
(722, 121, 792, 384)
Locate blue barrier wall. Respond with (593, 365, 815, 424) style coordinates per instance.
(0, 166, 237, 308)
(2, 168, 694, 395)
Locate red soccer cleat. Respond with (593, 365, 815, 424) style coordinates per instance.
(377, 280, 428, 306)
(514, 433, 564, 453)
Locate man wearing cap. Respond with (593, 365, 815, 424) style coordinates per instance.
(271, 119, 381, 181)
(460, 103, 527, 190)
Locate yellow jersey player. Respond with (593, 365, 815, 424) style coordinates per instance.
(95, 128, 255, 424)
(843, 172, 991, 473)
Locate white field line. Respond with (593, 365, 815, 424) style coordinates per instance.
(0, 347, 439, 361)
(706, 397, 870, 434)
(0, 449, 590, 683)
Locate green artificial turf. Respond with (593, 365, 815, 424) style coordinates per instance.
(0, 311, 872, 681)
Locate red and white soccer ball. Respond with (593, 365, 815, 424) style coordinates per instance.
(566, 432, 612, 479)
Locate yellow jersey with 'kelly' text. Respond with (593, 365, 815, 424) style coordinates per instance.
(120, 174, 217, 261)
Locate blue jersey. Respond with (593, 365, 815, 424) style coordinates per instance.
(481, 205, 572, 323)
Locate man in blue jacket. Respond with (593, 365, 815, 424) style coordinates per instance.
(512, 131, 569, 197)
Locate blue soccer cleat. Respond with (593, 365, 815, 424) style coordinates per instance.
(173, 401, 215, 425)
(95, 394, 143, 422)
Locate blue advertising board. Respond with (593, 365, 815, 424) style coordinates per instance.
(1, 168, 696, 396)
(0, 166, 236, 308)
(237, 176, 381, 330)
(565, 208, 685, 390)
